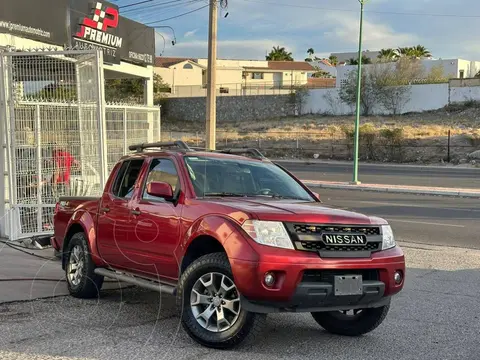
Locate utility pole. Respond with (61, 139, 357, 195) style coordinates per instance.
(352, 0, 367, 184)
(206, 0, 218, 150)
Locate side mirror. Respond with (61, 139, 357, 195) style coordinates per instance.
(146, 181, 173, 199)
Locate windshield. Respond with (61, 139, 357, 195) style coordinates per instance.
(184, 156, 315, 201)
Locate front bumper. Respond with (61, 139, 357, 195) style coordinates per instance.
(230, 245, 405, 313)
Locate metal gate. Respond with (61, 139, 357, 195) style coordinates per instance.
(0, 49, 106, 240)
(0, 49, 161, 241)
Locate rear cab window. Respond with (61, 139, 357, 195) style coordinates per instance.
(111, 159, 145, 199)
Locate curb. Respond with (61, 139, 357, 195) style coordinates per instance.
(302, 181, 480, 199)
(274, 159, 480, 171)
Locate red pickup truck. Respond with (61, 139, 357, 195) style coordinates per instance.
(52, 141, 405, 349)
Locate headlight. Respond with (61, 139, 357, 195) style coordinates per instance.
(381, 225, 396, 250)
(242, 220, 294, 250)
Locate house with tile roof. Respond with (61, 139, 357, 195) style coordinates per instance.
(155, 57, 317, 96)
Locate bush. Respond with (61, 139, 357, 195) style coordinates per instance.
(341, 123, 379, 160)
(380, 128, 405, 161)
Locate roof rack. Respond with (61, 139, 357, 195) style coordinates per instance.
(190, 147, 268, 160)
(128, 140, 192, 152)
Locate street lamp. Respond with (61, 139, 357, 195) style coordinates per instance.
(352, 0, 368, 184)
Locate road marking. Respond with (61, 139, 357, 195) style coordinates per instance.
(387, 219, 465, 228)
(350, 200, 480, 212)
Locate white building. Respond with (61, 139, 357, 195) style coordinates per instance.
(155, 57, 317, 97)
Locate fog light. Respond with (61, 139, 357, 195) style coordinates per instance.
(264, 272, 275, 287)
(394, 271, 402, 284)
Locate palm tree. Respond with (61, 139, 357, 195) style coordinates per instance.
(412, 45, 431, 58)
(397, 47, 417, 58)
(347, 55, 372, 65)
(377, 48, 398, 61)
(266, 46, 294, 61)
(328, 55, 338, 66)
(307, 48, 315, 57)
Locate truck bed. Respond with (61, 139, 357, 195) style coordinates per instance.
(53, 196, 100, 251)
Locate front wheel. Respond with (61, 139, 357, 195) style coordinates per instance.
(177, 252, 266, 349)
(311, 303, 390, 336)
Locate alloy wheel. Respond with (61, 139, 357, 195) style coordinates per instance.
(190, 272, 241, 333)
(67, 244, 84, 286)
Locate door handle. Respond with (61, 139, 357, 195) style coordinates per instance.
(131, 209, 141, 216)
(100, 207, 110, 213)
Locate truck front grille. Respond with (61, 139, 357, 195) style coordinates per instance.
(293, 224, 380, 236)
(298, 241, 381, 252)
(285, 223, 382, 255)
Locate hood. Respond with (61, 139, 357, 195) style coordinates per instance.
(207, 198, 386, 225)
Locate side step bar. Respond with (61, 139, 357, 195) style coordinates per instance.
(94, 268, 176, 295)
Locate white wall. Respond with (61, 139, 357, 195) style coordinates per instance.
(336, 58, 480, 87)
(450, 86, 480, 103)
(304, 83, 451, 116)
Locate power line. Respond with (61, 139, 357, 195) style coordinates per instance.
(122, 0, 194, 14)
(127, 0, 203, 22)
(120, 0, 154, 9)
(145, 4, 209, 24)
(242, 0, 480, 19)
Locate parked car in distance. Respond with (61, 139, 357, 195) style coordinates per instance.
(52, 141, 405, 349)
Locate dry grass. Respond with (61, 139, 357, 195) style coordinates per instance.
(162, 107, 480, 163)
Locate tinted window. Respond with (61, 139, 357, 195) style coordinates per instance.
(111, 159, 144, 198)
(143, 158, 180, 199)
(184, 156, 314, 201)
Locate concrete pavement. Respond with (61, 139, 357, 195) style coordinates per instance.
(0, 242, 479, 360)
(0, 243, 126, 303)
(277, 160, 480, 189)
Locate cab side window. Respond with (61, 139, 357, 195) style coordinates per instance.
(111, 159, 144, 199)
(143, 158, 180, 200)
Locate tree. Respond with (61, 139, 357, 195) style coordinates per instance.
(104, 74, 168, 103)
(338, 69, 378, 115)
(339, 58, 424, 116)
(377, 48, 398, 62)
(411, 45, 431, 58)
(311, 68, 332, 78)
(266, 46, 294, 61)
(347, 55, 372, 65)
(328, 55, 338, 66)
(374, 58, 423, 115)
(397, 45, 431, 59)
(397, 47, 415, 58)
(305, 48, 315, 62)
(425, 64, 449, 83)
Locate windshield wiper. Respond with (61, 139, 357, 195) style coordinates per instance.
(203, 192, 247, 197)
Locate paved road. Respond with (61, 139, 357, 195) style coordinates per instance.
(279, 160, 480, 189)
(315, 189, 480, 250)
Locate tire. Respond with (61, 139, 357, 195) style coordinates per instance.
(65, 232, 104, 299)
(311, 303, 390, 337)
(177, 252, 266, 349)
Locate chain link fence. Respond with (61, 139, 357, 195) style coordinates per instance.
(161, 130, 478, 164)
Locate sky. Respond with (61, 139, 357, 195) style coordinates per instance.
(113, 0, 480, 61)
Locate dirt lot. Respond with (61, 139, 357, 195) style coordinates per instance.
(162, 105, 480, 165)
